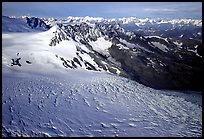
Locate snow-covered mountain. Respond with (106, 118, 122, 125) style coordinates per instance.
(3, 15, 202, 39)
(2, 16, 50, 32)
(50, 16, 201, 39)
(58, 16, 202, 28)
(64, 16, 202, 40)
(2, 15, 203, 137)
(2, 15, 203, 91)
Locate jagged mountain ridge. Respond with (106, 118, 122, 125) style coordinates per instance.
(2, 15, 203, 91)
(2, 16, 50, 32)
(48, 22, 202, 91)
(25, 16, 50, 30)
(46, 16, 202, 40)
(51, 16, 202, 28)
(3, 15, 202, 40)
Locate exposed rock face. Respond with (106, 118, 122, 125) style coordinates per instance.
(47, 22, 202, 91)
(26, 17, 51, 31)
(109, 43, 203, 91)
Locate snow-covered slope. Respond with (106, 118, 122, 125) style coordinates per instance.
(2, 26, 103, 72)
(2, 17, 202, 137)
(2, 66, 202, 137)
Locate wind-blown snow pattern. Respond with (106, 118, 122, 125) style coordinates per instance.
(2, 26, 202, 137)
(2, 70, 202, 137)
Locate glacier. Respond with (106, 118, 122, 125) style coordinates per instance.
(2, 67, 202, 137)
(2, 24, 202, 137)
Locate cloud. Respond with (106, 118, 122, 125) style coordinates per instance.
(102, 2, 201, 18)
(144, 8, 177, 12)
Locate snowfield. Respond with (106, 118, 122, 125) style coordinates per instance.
(2, 31, 202, 137)
(2, 70, 202, 137)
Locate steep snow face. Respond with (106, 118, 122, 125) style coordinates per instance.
(89, 37, 112, 56)
(2, 69, 202, 137)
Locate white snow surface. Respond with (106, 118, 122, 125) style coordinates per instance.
(2, 28, 99, 72)
(2, 69, 202, 137)
(173, 41, 183, 49)
(8, 16, 202, 27)
(64, 16, 202, 27)
(119, 38, 153, 53)
(151, 42, 169, 52)
(2, 31, 202, 137)
(89, 37, 112, 56)
(187, 47, 202, 58)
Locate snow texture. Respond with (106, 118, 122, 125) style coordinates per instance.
(2, 31, 202, 137)
(2, 70, 202, 137)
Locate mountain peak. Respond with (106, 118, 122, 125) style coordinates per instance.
(47, 24, 69, 46)
(49, 24, 60, 32)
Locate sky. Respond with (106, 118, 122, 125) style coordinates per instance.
(2, 2, 202, 19)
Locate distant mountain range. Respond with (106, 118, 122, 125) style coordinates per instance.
(3, 15, 202, 39)
(2, 15, 203, 91)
